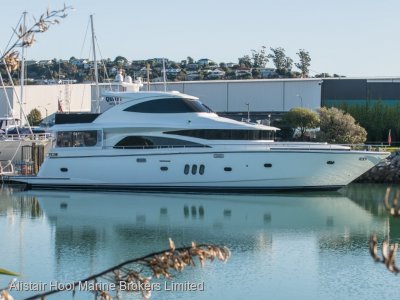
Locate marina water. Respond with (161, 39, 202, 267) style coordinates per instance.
(0, 184, 398, 300)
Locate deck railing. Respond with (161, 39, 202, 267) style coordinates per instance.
(0, 133, 52, 141)
(104, 143, 388, 152)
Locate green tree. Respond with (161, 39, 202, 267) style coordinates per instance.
(187, 56, 194, 64)
(295, 49, 311, 77)
(268, 47, 293, 76)
(339, 101, 399, 142)
(317, 107, 367, 144)
(251, 46, 268, 68)
(284, 57, 293, 73)
(27, 108, 42, 126)
(238, 55, 252, 68)
(284, 107, 320, 140)
(268, 47, 286, 72)
(114, 56, 128, 67)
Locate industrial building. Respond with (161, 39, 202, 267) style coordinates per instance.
(0, 83, 91, 123)
(321, 78, 400, 107)
(1, 77, 399, 126)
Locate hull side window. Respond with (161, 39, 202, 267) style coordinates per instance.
(56, 130, 100, 148)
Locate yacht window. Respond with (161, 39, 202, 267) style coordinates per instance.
(191, 164, 197, 175)
(56, 130, 100, 147)
(199, 164, 205, 175)
(184, 164, 190, 174)
(124, 98, 209, 113)
(114, 136, 208, 149)
(165, 129, 275, 140)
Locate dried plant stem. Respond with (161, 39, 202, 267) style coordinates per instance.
(24, 241, 230, 300)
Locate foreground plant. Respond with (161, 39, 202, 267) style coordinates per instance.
(369, 234, 399, 274)
(383, 187, 400, 217)
(1, 4, 73, 70)
(24, 238, 230, 300)
(0, 278, 17, 300)
(0, 269, 19, 277)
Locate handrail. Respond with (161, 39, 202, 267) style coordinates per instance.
(0, 133, 52, 141)
(95, 142, 390, 152)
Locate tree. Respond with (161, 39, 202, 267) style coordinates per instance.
(114, 56, 128, 67)
(268, 47, 293, 76)
(284, 107, 320, 140)
(284, 57, 294, 73)
(317, 107, 367, 144)
(295, 49, 311, 77)
(27, 108, 42, 126)
(268, 47, 286, 72)
(315, 73, 331, 78)
(251, 46, 268, 68)
(238, 55, 252, 68)
(187, 56, 194, 64)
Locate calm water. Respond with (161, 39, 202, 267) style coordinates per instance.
(0, 184, 399, 300)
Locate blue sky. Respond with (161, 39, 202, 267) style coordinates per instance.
(1, 0, 399, 77)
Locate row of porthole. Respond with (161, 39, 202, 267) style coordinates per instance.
(184, 164, 205, 175)
(61, 160, 333, 175)
(182, 163, 274, 174)
(140, 159, 335, 167)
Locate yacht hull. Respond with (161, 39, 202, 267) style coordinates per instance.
(10, 149, 389, 192)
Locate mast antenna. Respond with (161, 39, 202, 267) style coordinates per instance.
(90, 15, 100, 113)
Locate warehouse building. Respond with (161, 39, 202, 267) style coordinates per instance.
(1, 77, 400, 126)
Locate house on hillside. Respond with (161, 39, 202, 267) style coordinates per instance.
(197, 58, 215, 66)
(235, 68, 252, 78)
(208, 69, 225, 79)
(260, 68, 277, 78)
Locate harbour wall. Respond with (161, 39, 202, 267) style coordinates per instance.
(355, 152, 400, 183)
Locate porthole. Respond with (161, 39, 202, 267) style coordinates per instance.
(327, 161, 335, 165)
(264, 213, 271, 223)
(191, 164, 198, 175)
(184, 205, 189, 217)
(223, 209, 232, 217)
(184, 164, 190, 174)
(191, 206, 197, 216)
(264, 163, 272, 168)
(199, 164, 205, 175)
(160, 166, 168, 171)
(136, 158, 146, 163)
(199, 206, 204, 217)
(224, 167, 232, 172)
(60, 167, 68, 172)
(213, 153, 224, 158)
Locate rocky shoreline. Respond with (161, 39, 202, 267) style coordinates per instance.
(355, 151, 400, 183)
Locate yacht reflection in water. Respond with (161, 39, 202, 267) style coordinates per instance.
(29, 190, 385, 247)
(6, 187, 397, 300)
(11, 188, 391, 299)
(32, 191, 380, 229)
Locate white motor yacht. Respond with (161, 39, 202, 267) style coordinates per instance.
(11, 91, 389, 192)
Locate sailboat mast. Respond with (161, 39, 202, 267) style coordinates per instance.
(90, 15, 100, 113)
(162, 58, 167, 92)
(20, 11, 27, 123)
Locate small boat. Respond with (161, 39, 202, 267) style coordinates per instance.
(10, 90, 389, 192)
(0, 117, 51, 165)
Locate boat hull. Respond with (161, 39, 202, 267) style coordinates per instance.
(10, 148, 389, 192)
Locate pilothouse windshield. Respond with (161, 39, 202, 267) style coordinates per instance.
(124, 97, 210, 113)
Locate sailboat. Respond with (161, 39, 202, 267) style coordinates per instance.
(0, 12, 51, 175)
